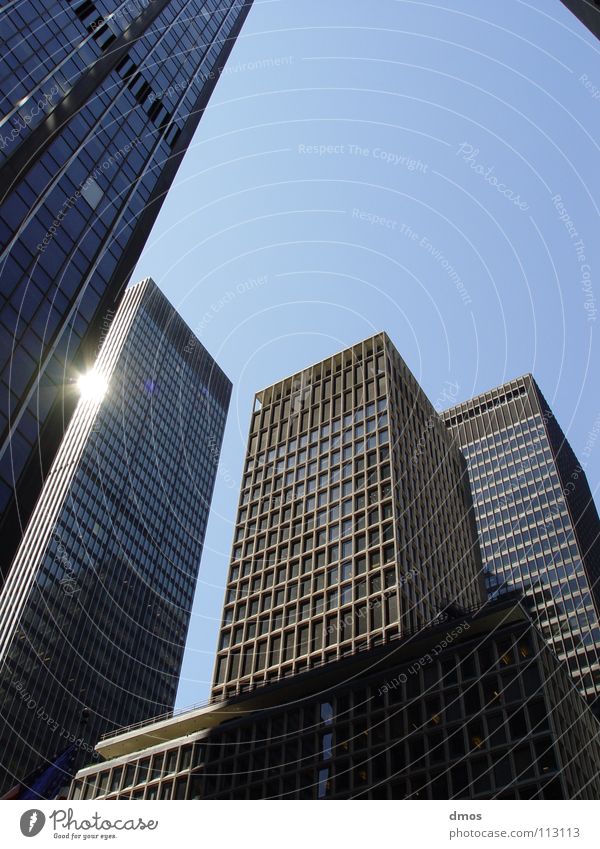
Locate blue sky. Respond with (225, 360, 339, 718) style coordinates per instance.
(130, 0, 600, 708)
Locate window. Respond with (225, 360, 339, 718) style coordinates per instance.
(109, 767, 123, 793)
(123, 764, 136, 788)
(150, 752, 165, 781)
(321, 733, 333, 760)
(136, 759, 149, 784)
(320, 702, 333, 724)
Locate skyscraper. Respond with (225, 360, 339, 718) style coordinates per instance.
(70, 597, 600, 801)
(211, 333, 484, 701)
(67, 345, 600, 802)
(0, 0, 253, 577)
(560, 1, 600, 40)
(442, 375, 600, 712)
(0, 277, 231, 795)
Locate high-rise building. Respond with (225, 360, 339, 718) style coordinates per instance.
(211, 333, 484, 701)
(0, 277, 231, 796)
(0, 0, 253, 578)
(442, 375, 600, 712)
(69, 598, 600, 800)
(560, 1, 600, 40)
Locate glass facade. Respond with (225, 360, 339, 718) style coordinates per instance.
(0, 0, 253, 577)
(443, 375, 600, 711)
(0, 277, 231, 795)
(559, 0, 600, 40)
(70, 602, 600, 800)
(211, 333, 484, 700)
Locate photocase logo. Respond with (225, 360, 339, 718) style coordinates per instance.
(20, 810, 46, 837)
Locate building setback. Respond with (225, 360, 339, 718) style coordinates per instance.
(0, 277, 231, 796)
(211, 333, 484, 701)
(0, 0, 253, 579)
(442, 375, 600, 713)
(68, 346, 600, 801)
(70, 599, 600, 800)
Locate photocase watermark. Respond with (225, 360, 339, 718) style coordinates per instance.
(420, 237, 472, 306)
(298, 143, 345, 156)
(552, 194, 596, 321)
(493, 457, 533, 512)
(183, 275, 268, 351)
(20, 810, 46, 837)
(544, 412, 599, 503)
(151, 56, 293, 102)
(94, 308, 116, 359)
(324, 570, 419, 640)
(298, 142, 428, 173)
(432, 381, 461, 413)
(411, 380, 459, 463)
(552, 194, 578, 239)
(0, 85, 61, 151)
(349, 143, 429, 172)
(207, 433, 236, 489)
(456, 143, 529, 211)
(290, 371, 312, 418)
(221, 54, 293, 76)
(49, 809, 158, 833)
(52, 532, 80, 596)
(12, 681, 99, 759)
(36, 136, 144, 253)
(581, 412, 600, 466)
(579, 73, 600, 100)
(411, 381, 460, 464)
(18, 806, 160, 837)
(351, 207, 398, 230)
(396, 222, 472, 306)
(376, 620, 471, 695)
(87, 0, 156, 33)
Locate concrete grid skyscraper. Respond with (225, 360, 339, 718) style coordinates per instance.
(68, 341, 600, 802)
(442, 375, 600, 713)
(70, 598, 600, 801)
(0, 277, 231, 795)
(0, 0, 253, 578)
(212, 332, 484, 700)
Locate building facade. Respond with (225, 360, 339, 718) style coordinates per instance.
(0, 277, 231, 795)
(442, 375, 600, 712)
(0, 0, 253, 577)
(211, 333, 484, 701)
(560, 0, 600, 40)
(70, 600, 600, 800)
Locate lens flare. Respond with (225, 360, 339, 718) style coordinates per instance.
(77, 369, 108, 402)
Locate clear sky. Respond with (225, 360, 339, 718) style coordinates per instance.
(129, 0, 600, 709)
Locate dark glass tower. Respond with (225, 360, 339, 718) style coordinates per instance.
(0, 277, 231, 795)
(0, 0, 253, 580)
(212, 333, 484, 700)
(442, 375, 600, 712)
(70, 599, 600, 801)
(560, 1, 600, 40)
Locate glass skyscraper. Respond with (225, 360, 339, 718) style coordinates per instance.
(560, 0, 600, 39)
(0, 277, 231, 795)
(442, 375, 600, 712)
(0, 0, 253, 578)
(66, 349, 600, 802)
(212, 333, 484, 701)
